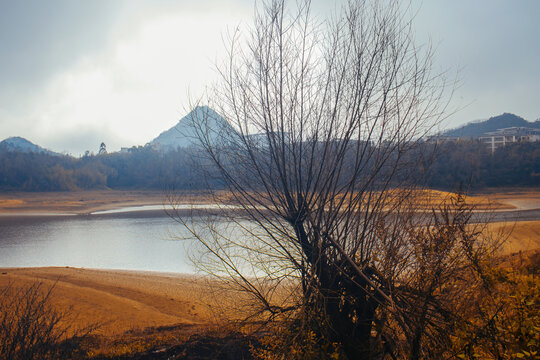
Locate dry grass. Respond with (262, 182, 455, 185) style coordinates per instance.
(0, 281, 98, 359)
(325, 188, 515, 211)
(483, 220, 540, 255)
(210, 188, 518, 211)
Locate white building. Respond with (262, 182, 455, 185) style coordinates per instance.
(479, 127, 540, 153)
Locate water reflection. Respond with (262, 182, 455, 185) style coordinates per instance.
(90, 204, 243, 215)
(0, 213, 195, 273)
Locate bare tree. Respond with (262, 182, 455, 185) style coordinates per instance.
(170, 0, 483, 358)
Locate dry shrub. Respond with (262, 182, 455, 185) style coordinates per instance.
(0, 281, 96, 359)
(451, 252, 540, 360)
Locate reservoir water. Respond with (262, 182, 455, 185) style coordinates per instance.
(0, 210, 198, 273)
(1, 204, 537, 273)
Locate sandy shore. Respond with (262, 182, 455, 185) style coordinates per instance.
(0, 190, 223, 215)
(474, 188, 540, 211)
(485, 220, 540, 255)
(0, 190, 163, 215)
(0, 267, 258, 356)
(0, 267, 214, 336)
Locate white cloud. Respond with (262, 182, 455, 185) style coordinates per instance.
(24, 6, 248, 154)
(2, 0, 538, 153)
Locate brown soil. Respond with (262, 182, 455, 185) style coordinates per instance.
(0, 267, 215, 335)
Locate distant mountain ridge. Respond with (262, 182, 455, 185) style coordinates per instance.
(443, 113, 540, 137)
(0, 136, 58, 155)
(4, 111, 537, 155)
(149, 106, 237, 151)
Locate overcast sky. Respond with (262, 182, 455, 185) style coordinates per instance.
(0, 0, 539, 155)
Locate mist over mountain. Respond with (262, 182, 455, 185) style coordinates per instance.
(0, 136, 58, 155)
(149, 106, 236, 151)
(443, 113, 540, 137)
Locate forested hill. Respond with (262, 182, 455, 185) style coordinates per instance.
(0, 136, 58, 155)
(0, 139, 538, 191)
(444, 113, 540, 137)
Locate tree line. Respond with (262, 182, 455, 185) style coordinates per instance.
(0, 145, 212, 191)
(0, 140, 538, 192)
(423, 140, 540, 189)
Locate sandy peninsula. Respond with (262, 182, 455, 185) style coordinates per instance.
(0, 190, 225, 215)
(2, 188, 538, 216)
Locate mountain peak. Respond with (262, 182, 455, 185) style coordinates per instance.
(3, 136, 34, 145)
(149, 106, 235, 151)
(0, 136, 56, 155)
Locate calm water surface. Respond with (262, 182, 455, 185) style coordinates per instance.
(4, 204, 533, 274)
(0, 211, 199, 273)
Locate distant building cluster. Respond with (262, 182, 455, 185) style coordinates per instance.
(430, 127, 540, 153)
(479, 127, 540, 153)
